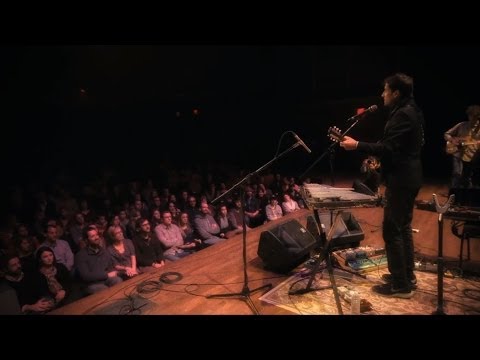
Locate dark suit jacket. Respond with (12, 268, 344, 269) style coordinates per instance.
(357, 98, 424, 189)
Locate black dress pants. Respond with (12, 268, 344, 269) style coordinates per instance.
(383, 186, 419, 289)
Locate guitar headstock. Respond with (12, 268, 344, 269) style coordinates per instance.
(328, 126, 344, 142)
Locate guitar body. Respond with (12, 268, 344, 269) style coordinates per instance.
(445, 136, 480, 162)
(462, 142, 479, 162)
(445, 141, 459, 154)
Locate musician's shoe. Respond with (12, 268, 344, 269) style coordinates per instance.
(381, 273, 417, 289)
(372, 283, 414, 299)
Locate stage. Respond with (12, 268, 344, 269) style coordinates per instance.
(49, 182, 480, 315)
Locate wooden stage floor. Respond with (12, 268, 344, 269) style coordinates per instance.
(50, 181, 480, 315)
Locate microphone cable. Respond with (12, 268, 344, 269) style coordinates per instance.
(159, 271, 183, 284)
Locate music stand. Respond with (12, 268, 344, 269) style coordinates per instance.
(206, 139, 304, 315)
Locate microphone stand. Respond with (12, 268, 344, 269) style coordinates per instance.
(290, 117, 363, 315)
(432, 193, 455, 315)
(206, 140, 304, 315)
(299, 117, 361, 182)
(328, 147, 336, 186)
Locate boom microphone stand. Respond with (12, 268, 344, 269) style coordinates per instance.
(299, 116, 361, 182)
(206, 137, 305, 314)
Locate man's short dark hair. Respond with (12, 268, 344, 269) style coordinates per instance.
(384, 73, 414, 99)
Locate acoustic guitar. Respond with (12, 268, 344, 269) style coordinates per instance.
(327, 126, 344, 143)
(445, 137, 480, 162)
(328, 126, 382, 169)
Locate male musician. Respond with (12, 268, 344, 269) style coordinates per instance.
(339, 73, 424, 299)
(444, 105, 480, 189)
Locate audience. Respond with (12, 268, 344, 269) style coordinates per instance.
(0, 166, 309, 313)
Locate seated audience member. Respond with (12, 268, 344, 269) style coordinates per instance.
(107, 215, 127, 241)
(290, 183, 306, 208)
(1, 254, 54, 314)
(150, 209, 163, 228)
(68, 212, 87, 252)
(95, 214, 109, 239)
(228, 198, 250, 232)
(79, 199, 95, 223)
(281, 193, 300, 214)
(194, 202, 226, 245)
(15, 237, 36, 275)
(75, 226, 123, 294)
(36, 246, 72, 307)
(15, 223, 40, 250)
(178, 191, 189, 212)
(167, 201, 181, 224)
(257, 187, 269, 219)
(38, 224, 74, 272)
(215, 204, 242, 238)
(205, 183, 217, 202)
(185, 195, 200, 222)
(155, 211, 194, 261)
(177, 212, 202, 247)
(118, 210, 130, 231)
(244, 187, 263, 227)
(133, 199, 150, 220)
(265, 195, 283, 221)
(126, 209, 141, 240)
(106, 225, 138, 278)
(199, 196, 216, 218)
(133, 218, 165, 272)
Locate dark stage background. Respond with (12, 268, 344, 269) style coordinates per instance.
(1, 45, 479, 188)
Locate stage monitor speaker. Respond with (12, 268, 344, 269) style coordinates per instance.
(258, 219, 318, 273)
(306, 212, 364, 250)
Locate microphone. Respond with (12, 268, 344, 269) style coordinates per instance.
(293, 132, 312, 153)
(346, 105, 378, 122)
